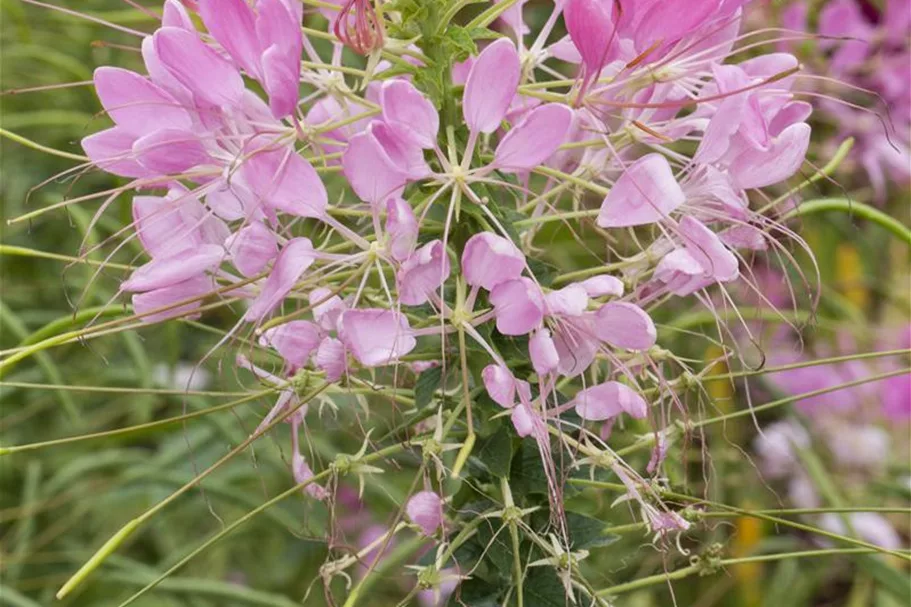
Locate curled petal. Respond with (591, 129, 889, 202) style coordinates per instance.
(729, 122, 811, 189)
(244, 238, 316, 321)
(597, 153, 686, 228)
(310, 287, 346, 332)
(342, 129, 409, 204)
(511, 403, 538, 438)
(579, 275, 624, 298)
(493, 104, 573, 172)
(490, 278, 545, 336)
(316, 336, 347, 381)
(529, 329, 560, 375)
(482, 364, 517, 408)
(544, 284, 589, 317)
(385, 197, 418, 261)
(462, 39, 521, 134)
(226, 222, 279, 277)
(339, 309, 416, 367)
(260, 320, 321, 368)
(573, 381, 648, 421)
(678, 216, 739, 282)
(594, 302, 657, 350)
(397, 240, 451, 306)
(461, 232, 525, 290)
(406, 491, 443, 536)
(292, 450, 328, 499)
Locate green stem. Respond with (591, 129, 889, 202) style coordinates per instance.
(781, 197, 911, 246)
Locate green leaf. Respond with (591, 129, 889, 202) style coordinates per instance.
(470, 426, 514, 478)
(522, 568, 581, 606)
(565, 512, 620, 550)
(449, 577, 500, 607)
(858, 555, 911, 604)
(414, 366, 444, 409)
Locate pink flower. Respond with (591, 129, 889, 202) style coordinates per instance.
(461, 232, 526, 291)
(339, 309, 416, 367)
(406, 491, 443, 535)
(572, 381, 648, 421)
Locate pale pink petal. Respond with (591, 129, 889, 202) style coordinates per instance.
(493, 104, 573, 172)
(309, 287, 346, 332)
(544, 284, 589, 317)
(719, 225, 767, 251)
(315, 336, 347, 381)
(339, 309, 417, 367)
(162, 0, 194, 29)
(579, 275, 624, 298)
(653, 249, 711, 296)
(371, 121, 431, 179)
(132, 274, 213, 323)
(406, 491, 442, 536)
(482, 364, 517, 408)
(260, 320, 321, 368)
(82, 127, 148, 178)
(729, 122, 810, 189)
(678, 216, 739, 282)
(597, 153, 686, 228)
(153, 27, 245, 108)
(132, 194, 196, 258)
(462, 39, 521, 134)
(342, 129, 409, 204)
(490, 278, 545, 336)
(551, 319, 599, 377)
(511, 403, 537, 437)
(573, 381, 648, 421)
(529, 329, 560, 375)
(397, 240, 451, 306)
(461, 232, 525, 290)
(133, 128, 209, 174)
(226, 221, 279, 277)
(292, 450, 328, 499)
(93, 67, 193, 137)
(564, 0, 616, 74)
(244, 237, 315, 321)
(241, 146, 327, 218)
(385, 196, 418, 261)
(123, 244, 224, 292)
(381, 80, 439, 148)
(199, 0, 262, 79)
(593, 302, 657, 350)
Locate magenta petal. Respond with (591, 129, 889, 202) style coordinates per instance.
(132, 274, 213, 323)
(482, 364, 517, 408)
(493, 103, 573, 172)
(397, 240, 451, 306)
(462, 39, 521, 134)
(406, 491, 442, 536)
(339, 309, 416, 367)
(241, 146, 327, 218)
(529, 329, 560, 375)
(489, 278, 544, 336)
(573, 381, 648, 421)
(261, 44, 299, 118)
(123, 244, 224, 292)
(461, 232, 525, 290)
(385, 196, 418, 261)
(162, 0, 194, 29)
(244, 237, 316, 321)
(154, 26, 245, 108)
(597, 153, 686, 228)
(133, 128, 210, 174)
(594, 302, 657, 351)
(342, 129, 409, 204)
(259, 320, 321, 368)
(226, 221, 279, 277)
(564, 0, 616, 74)
(199, 0, 262, 79)
(381, 80, 439, 148)
(82, 127, 148, 178)
(93, 67, 193, 137)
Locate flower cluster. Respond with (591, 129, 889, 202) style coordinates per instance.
(78, 0, 820, 601)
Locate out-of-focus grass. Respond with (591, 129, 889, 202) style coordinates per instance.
(0, 2, 909, 607)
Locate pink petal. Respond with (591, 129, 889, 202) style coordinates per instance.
(226, 221, 279, 277)
(292, 450, 327, 499)
(579, 275, 624, 298)
(729, 122, 810, 189)
(653, 249, 712, 296)
(544, 284, 589, 317)
(123, 244, 224, 292)
(593, 302, 657, 350)
(511, 403, 537, 438)
(397, 240, 451, 306)
(381, 80, 439, 148)
(244, 237, 316, 321)
(490, 278, 545, 336)
(199, 0, 262, 79)
(315, 336, 347, 381)
(493, 103, 573, 172)
(462, 39, 521, 134)
(241, 145, 327, 218)
(259, 320, 321, 368)
(339, 309, 417, 367)
(162, 0, 194, 29)
(551, 318, 600, 377)
(132, 189, 228, 258)
(342, 128, 409, 204)
(529, 329, 560, 375)
(82, 127, 148, 178)
(153, 26, 245, 108)
(261, 43, 299, 118)
(573, 381, 648, 421)
(93, 67, 193, 137)
(597, 153, 686, 228)
(678, 216, 739, 282)
(461, 232, 525, 290)
(133, 128, 210, 174)
(385, 196, 418, 261)
(719, 225, 767, 251)
(482, 364, 517, 408)
(406, 491, 442, 536)
(564, 0, 616, 74)
(132, 274, 213, 323)
(309, 287, 346, 332)
(371, 121, 431, 179)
